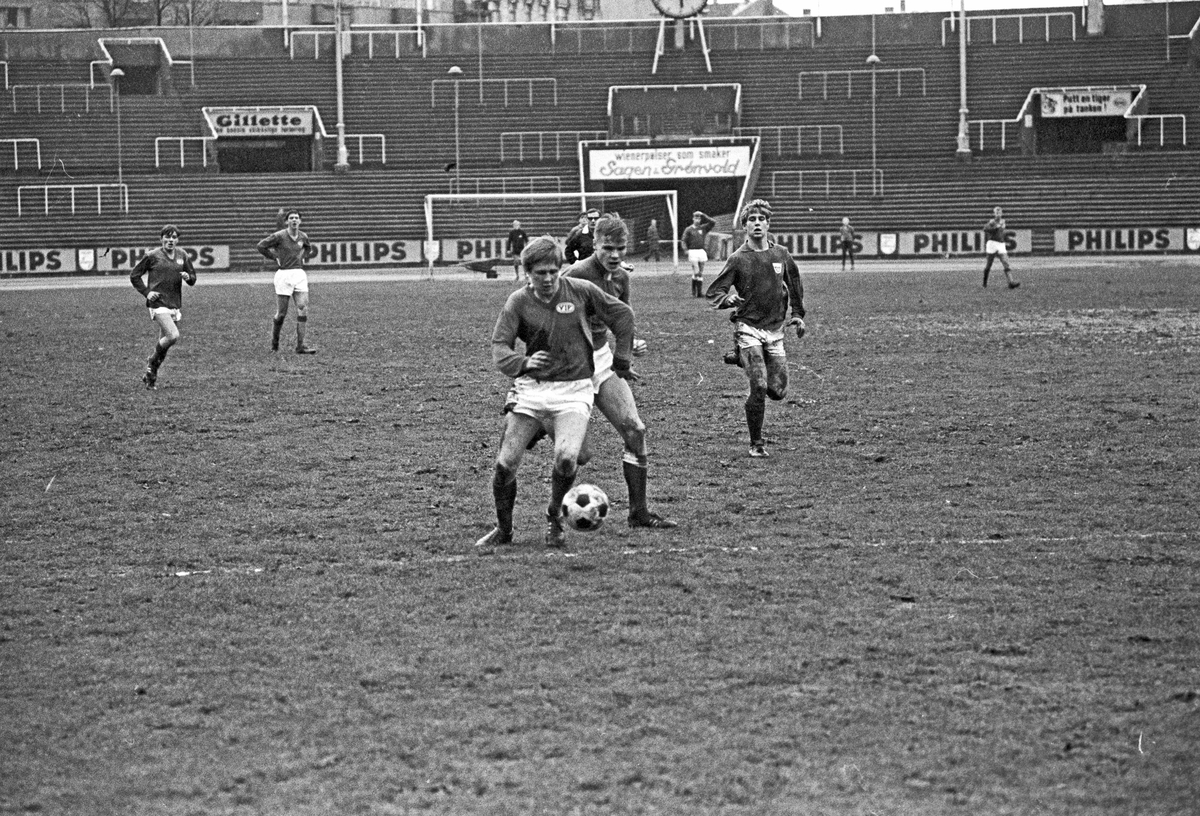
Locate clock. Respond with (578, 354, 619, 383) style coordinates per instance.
(651, 0, 709, 19)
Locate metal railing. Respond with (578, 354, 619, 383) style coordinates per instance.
(0, 61, 7, 89)
(154, 136, 215, 168)
(1130, 114, 1188, 147)
(90, 37, 195, 88)
(1166, 13, 1200, 61)
(10, 83, 113, 113)
(329, 133, 388, 164)
(941, 11, 1077, 46)
(17, 183, 128, 217)
(799, 67, 926, 100)
(2, 137, 41, 170)
(771, 168, 883, 199)
(431, 76, 558, 107)
(500, 130, 607, 162)
(734, 124, 844, 156)
(448, 175, 568, 197)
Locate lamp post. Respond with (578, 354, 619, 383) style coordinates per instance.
(866, 54, 879, 196)
(448, 65, 462, 192)
(332, 0, 350, 172)
(955, 0, 972, 158)
(110, 67, 124, 190)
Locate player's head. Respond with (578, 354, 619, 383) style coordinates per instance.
(593, 214, 630, 272)
(739, 198, 773, 227)
(512, 220, 521, 229)
(521, 235, 563, 274)
(993, 206, 1003, 218)
(585, 209, 600, 226)
(842, 216, 850, 226)
(285, 209, 302, 227)
(692, 211, 704, 224)
(522, 236, 565, 295)
(160, 224, 180, 249)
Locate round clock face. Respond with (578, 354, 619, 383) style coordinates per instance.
(651, 0, 708, 19)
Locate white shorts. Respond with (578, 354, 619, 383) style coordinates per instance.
(985, 240, 1008, 256)
(591, 344, 616, 393)
(508, 376, 594, 422)
(148, 307, 182, 322)
(274, 267, 309, 296)
(687, 249, 708, 265)
(735, 322, 787, 358)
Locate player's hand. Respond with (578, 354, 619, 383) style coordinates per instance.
(146, 291, 160, 303)
(524, 351, 551, 373)
(632, 338, 648, 357)
(715, 293, 743, 310)
(789, 317, 806, 339)
(615, 365, 640, 382)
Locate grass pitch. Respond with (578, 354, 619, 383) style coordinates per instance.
(2, 259, 1198, 815)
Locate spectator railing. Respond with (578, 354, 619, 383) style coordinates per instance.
(734, 124, 844, 155)
(770, 168, 883, 198)
(500, 130, 608, 162)
(799, 67, 926, 100)
(431, 76, 558, 107)
(941, 11, 1077, 46)
(2, 137, 41, 170)
(1129, 114, 1187, 147)
(448, 175, 569, 197)
(10, 83, 112, 113)
(154, 136, 216, 169)
(17, 183, 128, 217)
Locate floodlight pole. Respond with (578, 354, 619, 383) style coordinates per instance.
(448, 65, 463, 192)
(866, 54, 879, 196)
(956, 0, 972, 158)
(333, 0, 350, 172)
(110, 67, 124, 190)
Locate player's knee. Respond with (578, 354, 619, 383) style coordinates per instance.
(493, 462, 517, 485)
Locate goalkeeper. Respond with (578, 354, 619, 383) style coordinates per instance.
(705, 199, 806, 459)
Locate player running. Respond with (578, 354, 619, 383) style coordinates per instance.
(565, 213, 676, 530)
(705, 199, 806, 459)
(130, 224, 196, 389)
(477, 236, 637, 551)
(257, 209, 318, 354)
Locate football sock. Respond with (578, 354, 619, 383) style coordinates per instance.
(272, 315, 285, 343)
(492, 465, 517, 533)
(548, 463, 577, 519)
(745, 397, 766, 444)
(296, 315, 308, 347)
(622, 458, 648, 517)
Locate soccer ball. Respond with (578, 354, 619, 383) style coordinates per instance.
(561, 483, 610, 532)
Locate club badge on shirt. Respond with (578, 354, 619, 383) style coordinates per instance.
(556, 302, 576, 314)
(773, 263, 783, 276)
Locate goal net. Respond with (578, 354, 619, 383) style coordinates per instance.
(423, 189, 679, 269)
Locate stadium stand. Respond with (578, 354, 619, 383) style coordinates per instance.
(0, 2, 1197, 273)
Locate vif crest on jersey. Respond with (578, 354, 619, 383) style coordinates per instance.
(556, 302, 576, 314)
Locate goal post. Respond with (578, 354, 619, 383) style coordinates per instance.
(423, 189, 679, 272)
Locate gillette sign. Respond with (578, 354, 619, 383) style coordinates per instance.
(203, 107, 315, 137)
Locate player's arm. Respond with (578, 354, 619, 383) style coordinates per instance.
(129, 254, 151, 296)
(255, 233, 278, 260)
(491, 298, 537, 377)
(182, 254, 197, 285)
(302, 237, 318, 262)
(704, 258, 741, 308)
(785, 260, 806, 337)
(589, 285, 636, 378)
(699, 212, 716, 231)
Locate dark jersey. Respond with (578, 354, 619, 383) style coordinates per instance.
(492, 277, 635, 382)
(130, 248, 195, 310)
(682, 213, 716, 250)
(564, 226, 594, 264)
(564, 255, 631, 349)
(705, 241, 805, 332)
(257, 228, 314, 269)
(507, 228, 529, 257)
(984, 217, 1007, 244)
